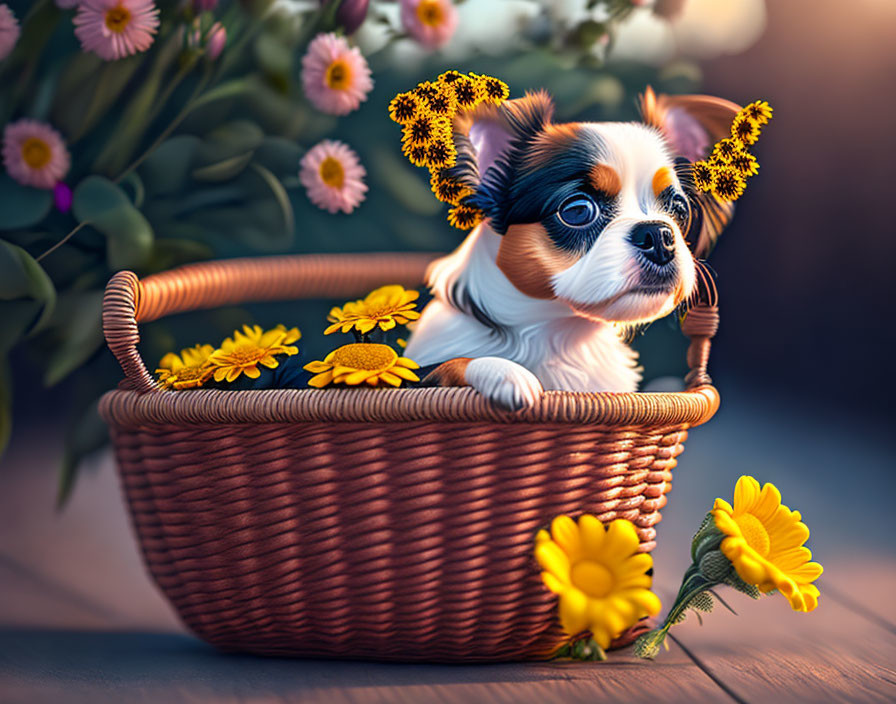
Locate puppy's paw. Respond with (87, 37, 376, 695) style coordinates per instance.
(465, 357, 544, 411)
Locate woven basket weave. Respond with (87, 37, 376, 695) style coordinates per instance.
(99, 252, 720, 662)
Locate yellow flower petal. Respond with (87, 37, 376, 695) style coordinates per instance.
(534, 541, 570, 580)
(558, 588, 589, 636)
(550, 515, 581, 560)
(733, 475, 761, 511)
(308, 371, 334, 388)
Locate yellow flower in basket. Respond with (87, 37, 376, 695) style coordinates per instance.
(712, 476, 822, 612)
(325, 285, 421, 336)
(155, 344, 215, 389)
(535, 515, 661, 655)
(304, 342, 420, 387)
(207, 325, 301, 383)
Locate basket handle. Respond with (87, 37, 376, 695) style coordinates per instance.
(103, 253, 718, 393)
(103, 253, 438, 393)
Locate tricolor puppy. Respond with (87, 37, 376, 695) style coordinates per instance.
(405, 88, 740, 409)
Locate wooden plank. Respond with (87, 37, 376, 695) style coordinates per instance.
(0, 628, 730, 704)
(665, 560, 896, 703)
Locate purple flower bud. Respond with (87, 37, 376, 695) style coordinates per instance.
(321, 0, 369, 35)
(193, 0, 218, 11)
(206, 22, 226, 60)
(54, 182, 72, 213)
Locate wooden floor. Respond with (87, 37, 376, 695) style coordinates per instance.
(1, 387, 894, 703)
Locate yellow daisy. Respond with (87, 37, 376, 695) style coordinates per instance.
(534, 515, 662, 650)
(388, 91, 420, 125)
(712, 476, 823, 612)
(325, 285, 421, 336)
(711, 165, 746, 201)
(731, 112, 761, 146)
(207, 324, 300, 383)
(711, 137, 745, 163)
(691, 160, 714, 192)
(447, 204, 484, 230)
(476, 74, 510, 105)
(742, 100, 773, 125)
(729, 151, 760, 177)
(430, 170, 472, 205)
(155, 344, 215, 390)
(304, 343, 420, 387)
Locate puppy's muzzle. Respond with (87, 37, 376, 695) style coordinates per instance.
(630, 222, 675, 266)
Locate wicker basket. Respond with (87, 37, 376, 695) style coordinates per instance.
(99, 252, 720, 662)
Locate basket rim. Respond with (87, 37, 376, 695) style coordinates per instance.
(99, 384, 719, 428)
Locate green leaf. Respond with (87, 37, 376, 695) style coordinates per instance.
(0, 174, 53, 231)
(139, 135, 201, 196)
(0, 240, 56, 333)
(196, 120, 264, 166)
(42, 290, 104, 387)
(253, 137, 303, 178)
(146, 237, 213, 271)
(192, 151, 255, 182)
(249, 163, 294, 234)
(72, 176, 154, 270)
(57, 397, 109, 509)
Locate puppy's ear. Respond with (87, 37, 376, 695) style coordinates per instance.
(641, 86, 740, 259)
(446, 91, 554, 234)
(640, 86, 741, 162)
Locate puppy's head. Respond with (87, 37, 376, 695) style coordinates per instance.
(452, 87, 739, 324)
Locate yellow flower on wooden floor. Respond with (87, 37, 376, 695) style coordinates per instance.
(712, 476, 823, 612)
(304, 343, 420, 387)
(534, 515, 661, 650)
(325, 285, 420, 336)
(155, 344, 215, 390)
(207, 325, 300, 383)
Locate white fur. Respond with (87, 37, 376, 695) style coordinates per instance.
(405, 120, 695, 410)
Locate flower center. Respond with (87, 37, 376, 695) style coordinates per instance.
(416, 0, 445, 27)
(570, 560, 614, 599)
(734, 513, 771, 556)
(176, 366, 207, 381)
(21, 138, 52, 169)
(104, 4, 132, 33)
(331, 343, 397, 372)
(319, 157, 345, 188)
(228, 346, 266, 365)
(324, 59, 352, 91)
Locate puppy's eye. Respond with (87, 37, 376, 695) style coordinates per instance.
(670, 194, 689, 220)
(557, 195, 599, 227)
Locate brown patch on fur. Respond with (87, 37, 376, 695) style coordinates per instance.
(589, 164, 621, 198)
(420, 358, 471, 387)
(652, 166, 675, 197)
(496, 223, 579, 299)
(525, 123, 581, 169)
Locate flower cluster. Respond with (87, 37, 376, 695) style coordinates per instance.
(304, 285, 421, 388)
(535, 515, 661, 660)
(692, 100, 772, 201)
(155, 325, 301, 390)
(388, 71, 510, 230)
(634, 475, 823, 659)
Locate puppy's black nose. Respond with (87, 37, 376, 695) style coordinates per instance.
(630, 222, 675, 266)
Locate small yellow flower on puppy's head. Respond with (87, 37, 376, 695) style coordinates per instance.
(534, 515, 661, 650)
(712, 476, 823, 612)
(325, 285, 420, 336)
(155, 344, 215, 390)
(207, 324, 300, 383)
(304, 343, 420, 388)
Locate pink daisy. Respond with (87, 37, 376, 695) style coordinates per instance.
(400, 0, 458, 50)
(0, 4, 20, 61)
(301, 32, 373, 116)
(299, 140, 367, 214)
(74, 0, 160, 61)
(2, 119, 71, 190)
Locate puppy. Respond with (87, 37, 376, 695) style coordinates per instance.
(405, 87, 740, 410)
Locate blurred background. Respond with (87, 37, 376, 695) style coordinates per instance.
(0, 0, 894, 638)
